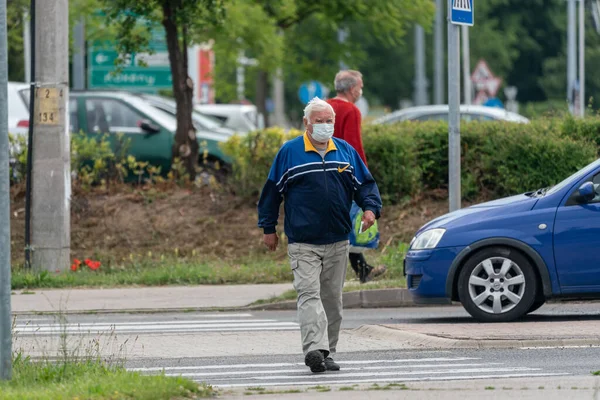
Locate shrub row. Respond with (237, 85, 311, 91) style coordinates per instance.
(222, 117, 599, 204)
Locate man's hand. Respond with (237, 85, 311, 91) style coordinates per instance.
(263, 233, 279, 251)
(361, 210, 376, 231)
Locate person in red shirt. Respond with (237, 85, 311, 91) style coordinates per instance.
(327, 70, 368, 166)
(327, 70, 386, 283)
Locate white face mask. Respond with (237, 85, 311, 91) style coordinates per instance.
(311, 123, 334, 142)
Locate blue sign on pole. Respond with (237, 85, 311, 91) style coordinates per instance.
(298, 81, 325, 105)
(450, 0, 474, 26)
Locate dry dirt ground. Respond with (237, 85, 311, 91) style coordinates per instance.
(9, 184, 457, 265)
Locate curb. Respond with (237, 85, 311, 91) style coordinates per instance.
(12, 289, 431, 315)
(247, 288, 451, 311)
(351, 324, 600, 349)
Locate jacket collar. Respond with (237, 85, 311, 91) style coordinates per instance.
(303, 132, 337, 154)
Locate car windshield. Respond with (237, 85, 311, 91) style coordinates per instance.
(545, 158, 600, 196)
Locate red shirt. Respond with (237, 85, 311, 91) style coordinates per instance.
(326, 98, 368, 166)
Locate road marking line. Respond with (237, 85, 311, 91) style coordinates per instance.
(161, 363, 503, 377)
(129, 357, 482, 372)
(14, 322, 299, 331)
(520, 345, 600, 349)
(13, 319, 282, 328)
(214, 372, 572, 388)
(15, 326, 301, 336)
(203, 367, 541, 381)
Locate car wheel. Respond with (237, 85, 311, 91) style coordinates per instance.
(527, 300, 545, 315)
(457, 247, 538, 322)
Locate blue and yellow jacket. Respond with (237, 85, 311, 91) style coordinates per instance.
(258, 133, 382, 245)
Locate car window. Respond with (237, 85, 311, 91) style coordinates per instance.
(69, 98, 79, 133)
(85, 98, 143, 134)
(463, 113, 495, 122)
(414, 113, 448, 121)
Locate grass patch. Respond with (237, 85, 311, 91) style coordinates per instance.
(339, 386, 355, 391)
(11, 241, 409, 290)
(11, 256, 292, 290)
(0, 355, 213, 400)
(592, 371, 600, 375)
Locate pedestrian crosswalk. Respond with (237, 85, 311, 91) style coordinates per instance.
(130, 356, 570, 388)
(13, 313, 299, 336)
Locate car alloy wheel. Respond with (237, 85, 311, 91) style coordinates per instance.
(458, 247, 538, 322)
(468, 257, 526, 314)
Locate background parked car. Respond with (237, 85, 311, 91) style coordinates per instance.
(133, 93, 236, 138)
(194, 103, 258, 133)
(372, 105, 530, 125)
(14, 83, 233, 175)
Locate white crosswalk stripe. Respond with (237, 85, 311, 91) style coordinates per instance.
(13, 313, 299, 336)
(133, 357, 570, 388)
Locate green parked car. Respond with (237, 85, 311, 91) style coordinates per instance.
(16, 85, 233, 176)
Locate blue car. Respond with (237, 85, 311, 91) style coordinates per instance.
(405, 158, 600, 322)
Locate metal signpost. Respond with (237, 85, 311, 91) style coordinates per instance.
(0, 0, 12, 381)
(448, 0, 473, 212)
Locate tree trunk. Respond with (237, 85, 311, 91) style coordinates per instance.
(162, 1, 198, 180)
(256, 69, 269, 128)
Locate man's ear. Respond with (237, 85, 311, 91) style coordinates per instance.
(303, 117, 308, 128)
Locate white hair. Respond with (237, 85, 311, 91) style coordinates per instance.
(303, 97, 335, 121)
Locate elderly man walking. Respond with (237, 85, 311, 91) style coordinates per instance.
(258, 97, 382, 373)
(328, 70, 386, 283)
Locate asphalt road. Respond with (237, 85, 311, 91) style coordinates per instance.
(13, 302, 600, 392)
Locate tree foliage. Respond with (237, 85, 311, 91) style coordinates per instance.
(99, 0, 225, 178)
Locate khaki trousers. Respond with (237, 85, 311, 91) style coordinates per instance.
(288, 241, 349, 357)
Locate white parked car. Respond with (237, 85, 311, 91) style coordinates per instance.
(135, 93, 237, 138)
(7, 81, 30, 136)
(372, 105, 530, 125)
(194, 104, 258, 133)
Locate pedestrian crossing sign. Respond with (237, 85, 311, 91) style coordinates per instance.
(451, 0, 474, 26)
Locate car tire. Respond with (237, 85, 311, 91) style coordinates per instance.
(527, 300, 545, 315)
(457, 247, 538, 323)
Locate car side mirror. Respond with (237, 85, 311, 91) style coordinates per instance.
(139, 119, 160, 135)
(576, 181, 596, 203)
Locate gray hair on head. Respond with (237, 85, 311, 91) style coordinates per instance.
(334, 70, 362, 93)
(303, 97, 335, 121)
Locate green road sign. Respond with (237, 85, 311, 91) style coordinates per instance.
(87, 36, 172, 92)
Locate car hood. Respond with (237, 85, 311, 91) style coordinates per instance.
(417, 193, 538, 234)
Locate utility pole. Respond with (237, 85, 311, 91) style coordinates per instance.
(461, 25, 472, 104)
(414, 24, 429, 106)
(568, 0, 577, 114)
(579, 0, 586, 117)
(0, 0, 13, 381)
(31, 0, 71, 272)
(434, 0, 445, 104)
(72, 18, 85, 90)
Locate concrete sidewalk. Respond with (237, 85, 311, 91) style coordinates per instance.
(10, 284, 294, 314)
(354, 319, 600, 349)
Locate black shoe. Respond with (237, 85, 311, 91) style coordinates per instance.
(324, 357, 340, 371)
(305, 350, 326, 373)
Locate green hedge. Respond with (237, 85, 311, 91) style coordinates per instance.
(222, 118, 598, 204)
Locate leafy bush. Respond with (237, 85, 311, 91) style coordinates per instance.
(221, 127, 301, 198)
(223, 118, 598, 204)
(8, 132, 178, 190)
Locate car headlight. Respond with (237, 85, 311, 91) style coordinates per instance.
(410, 229, 446, 250)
